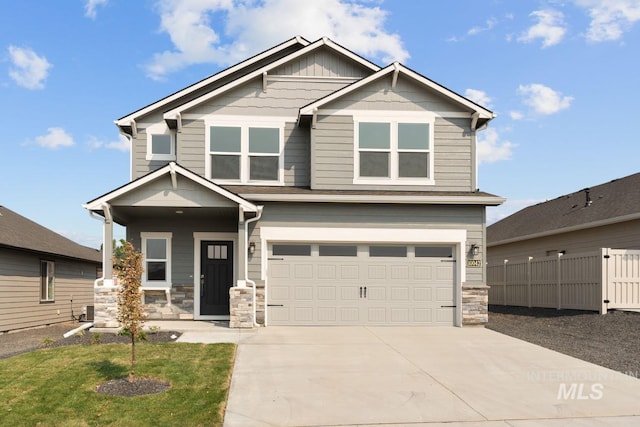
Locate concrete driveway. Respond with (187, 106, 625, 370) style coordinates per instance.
(223, 326, 640, 426)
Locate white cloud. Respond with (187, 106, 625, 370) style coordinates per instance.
(84, 0, 108, 19)
(7, 46, 52, 90)
(34, 127, 74, 149)
(145, 0, 408, 80)
(464, 88, 492, 108)
(573, 0, 640, 42)
(517, 83, 574, 115)
(518, 9, 567, 47)
(509, 111, 524, 120)
(87, 135, 131, 152)
(487, 198, 545, 225)
(468, 17, 498, 36)
(477, 128, 516, 165)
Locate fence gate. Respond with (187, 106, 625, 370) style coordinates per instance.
(603, 249, 640, 313)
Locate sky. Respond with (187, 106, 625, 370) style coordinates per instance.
(2, 0, 639, 249)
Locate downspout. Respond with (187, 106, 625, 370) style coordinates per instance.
(89, 203, 114, 287)
(244, 206, 264, 327)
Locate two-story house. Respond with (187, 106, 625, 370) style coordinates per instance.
(85, 36, 503, 328)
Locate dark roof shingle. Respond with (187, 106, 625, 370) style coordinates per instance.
(487, 172, 640, 244)
(0, 206, 102, 263)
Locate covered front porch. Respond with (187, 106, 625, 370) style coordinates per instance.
(84, 162, 263, 328)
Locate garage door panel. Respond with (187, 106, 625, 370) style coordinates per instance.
(391, 266, 409, 279)
(436, 308, 454, 323)
(367, 265, 386, 279)
(294, 264, 314, 279)
(340, 307, 360, 322)
(318, 307, 336, 322)
(271, 264, 291, 279)
(436, 265, 453, 280)
(436, 287, 453, 302)
(367, 307, 386, 322)
(295, 286, 313, 301)
(294, 307, 313, 322)
(341, 286, 360, 300)
(414, 266, 433, 280)
(318, 265, 336, 279)
(270, 286, 290, 300)
(414, 287, 432, 301)
(391, 308, 410, 323)
(367, 286, 386, 300)
(317, 286, 336, 300)
(269, 306, 289, 322)
(391, 287, 410, 301)
(340, 265, 359, 279)
(414, 308, 432, 322)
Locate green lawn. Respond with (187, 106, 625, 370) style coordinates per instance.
(0, 343, 236, 427)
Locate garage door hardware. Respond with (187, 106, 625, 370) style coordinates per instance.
(267, 304, 284, 307)
(268, 257, 285, 261)
(440, 305, 457, 308)
(359, 286, 368, 298)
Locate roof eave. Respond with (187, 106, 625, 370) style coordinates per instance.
(239, 193, 506, 206)
(487, 211, 640, 247)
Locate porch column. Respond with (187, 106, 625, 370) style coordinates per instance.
(237, 206, 246, 283)
(102, 203, 114, 284)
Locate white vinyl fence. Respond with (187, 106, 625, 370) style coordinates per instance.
(487, 249, 640, 314)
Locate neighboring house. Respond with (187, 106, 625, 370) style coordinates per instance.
(487, 172, 640, 264)
(85, 36, 503, 328)
(0, 206, 102, 332)
(486, 173, 640, 313)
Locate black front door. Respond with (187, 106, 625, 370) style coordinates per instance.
(200, 241, 234, 316)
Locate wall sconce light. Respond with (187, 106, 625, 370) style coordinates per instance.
(249, 242, 256, 255)
(470, 244, 480, 256)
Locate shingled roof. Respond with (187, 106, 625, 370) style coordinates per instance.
(0, 206, 102, 263)
(487, 172, 640, 245)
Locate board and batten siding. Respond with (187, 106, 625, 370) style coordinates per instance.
(247, 202, 485, 284)
(487, 219, 640, 265)
(270, 46, 371, 78)
(0, 248, 96, 332)
(312, 114, 474, 192)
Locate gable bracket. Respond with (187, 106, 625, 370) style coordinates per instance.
(169, 162, 178, 190)
(262, 72, 268, 93)
(471, 112, 479, 131)
(311, 107, 318, 129)
(391, 62, 400, 88)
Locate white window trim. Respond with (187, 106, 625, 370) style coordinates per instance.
(141, 232, 172, 288)
(146, 123, 176, 161)
(353, 112, 435, 186)
(205, 116, 286, 186)
(40, 260, 55, 302)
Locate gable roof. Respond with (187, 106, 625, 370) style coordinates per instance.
(298, 62, 495, 126)
(161, 37, 381, 119)
(84, 162, 258, 214)
(487, 172, 640, 246)
(116, 36, 310, 127)
(0, 206, 101, 263)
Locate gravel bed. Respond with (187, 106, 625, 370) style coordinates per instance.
(96, 377, 171, 397)
(487, 305, 640, 377)
(0, 322, 181, 360)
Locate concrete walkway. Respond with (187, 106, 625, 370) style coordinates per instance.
(219, 326, 640, 427)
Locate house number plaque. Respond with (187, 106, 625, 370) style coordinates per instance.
(467, 259, 482, 267)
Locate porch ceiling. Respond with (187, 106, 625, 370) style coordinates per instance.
(110, 206, 238, 226)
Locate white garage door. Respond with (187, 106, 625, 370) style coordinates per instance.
(267, 243, 456, 326)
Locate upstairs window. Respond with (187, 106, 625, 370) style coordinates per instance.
(207, 118, 283, 185)
(40, 260, 55, 302)
(354, 113, 434, 185)
(146, 123, 176, 161)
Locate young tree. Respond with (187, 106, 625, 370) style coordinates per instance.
(113, 240, 145, 382)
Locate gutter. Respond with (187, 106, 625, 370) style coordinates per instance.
(239, 193, 506, 206)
